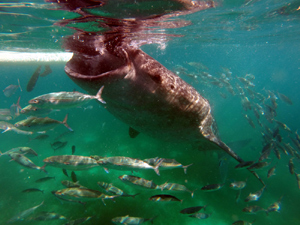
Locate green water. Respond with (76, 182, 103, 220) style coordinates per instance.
(1, 0, 300, 225)
(1, 56, 299, 224)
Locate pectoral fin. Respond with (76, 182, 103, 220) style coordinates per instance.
(129, 127, 140, 138)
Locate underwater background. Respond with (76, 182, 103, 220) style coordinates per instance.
(1, 0, 300, 224)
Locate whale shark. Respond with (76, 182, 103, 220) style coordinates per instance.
(64, 33, 264, 185)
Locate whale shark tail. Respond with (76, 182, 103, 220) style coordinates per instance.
(205, 135, 265, 186)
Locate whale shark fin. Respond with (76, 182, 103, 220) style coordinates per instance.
(129, 127, 140, 138)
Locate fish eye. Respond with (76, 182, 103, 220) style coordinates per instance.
(33, 100, 39, 103)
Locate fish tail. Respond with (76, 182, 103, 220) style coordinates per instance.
(159, 180, 169, 191)
(17, 79, 22, 92)
(95, 86, 106, 104)
(153, 158, 164, 176)
(101, 198, 107, 206)
(2, 127, 12, 133)
(130, 193, 140, 198)
(183, 163, 193, 174)
(16, 96, 22, 110)
(79, 201, 86, 206)
(40, 164, 48, 174)
(62, 114, 73, 131)
(39, 200, 45, 206)
(217, 140, 265, 186)
(191, 189, 197, 198)
(154, 167, 160, 176)
(149, 215, 158, 224)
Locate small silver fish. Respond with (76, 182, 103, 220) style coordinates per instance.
(236, 84, 245, 96)
(52, 187, 116, 204)
(288, 158, 295, 175)
(22, 188, 44, 194)
(274, 120, 291, 132)
(266, 196, 283, 214)
(149, 194, 182, 202)
(51, 190, 86, 205)
(158, 182, 194, 197)
(14, 114, 72, 132)
(43, 155, 99, 171)
(295, 173, 300, 189)
(29, 134, 49, 142)
(51, 141, 68, 151)
(245, 114, 255, 128)
(188, 62, 209, 70)
(9, 153, 47, 173)
(7, 201, 43, 223)
(143, 157, 192, 174)
(235, 161, 255, 169)
(29, 211, 67, 221)
(229, 180, 247, 190)
(188, 212, 211, 219)
(245, 73, 255, 81)
(244, 186, 266, 202)
(253, 107, 260, 120)
(201, 183, 224, 192)
(28, 86, 105, 109)
(10, 96, 21, 119)
(35, 176, 55, 183)
(284, 143, 296, 156)
(0, 147, 37, 157)
(96, 156, 163, 176)
(0, 121, 33, 135)
(273, 147, 281, 159)
(245, 87, 255, 99)
(3, 79, 22, 97)
(0, 108, 12, 116)
(247, 161, 270, 171)
(242, 205, 265, 214)
(112, 215, 156, 225)
(258, 148, 272, 162)
(20, 105, 52, 116)
(180, 205, 207, 214)
(237, 77, 255, 87)
(61, 180, 85, 188)
(97, 182, 138, 198)
(119, 175, 159, 190)
(0, 115, 12, 121)
(277, 92, 293, 105)
(267, 164, 277, 178)
(255, 103, 264, 115)
(241, 96, 252, 111)
(295, 130, 300, 143)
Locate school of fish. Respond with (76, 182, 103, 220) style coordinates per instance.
(1, 61, 298, 225)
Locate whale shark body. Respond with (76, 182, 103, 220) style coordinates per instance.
(64, 34, 263, 184)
